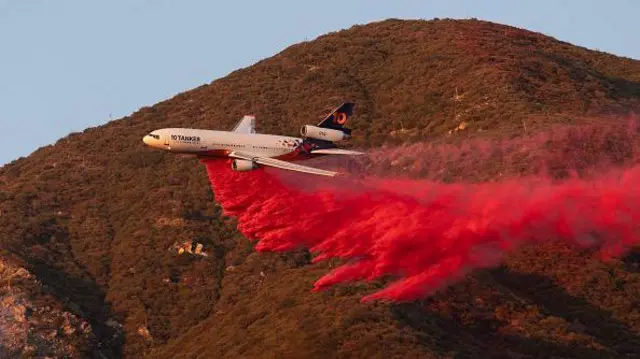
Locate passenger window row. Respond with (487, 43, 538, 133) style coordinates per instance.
(208, 143, 288, 151)
(212, 143, 245, 148)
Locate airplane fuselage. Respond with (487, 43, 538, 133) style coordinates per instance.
(142, 102, 361, 177)
(143, 128, 310, 160)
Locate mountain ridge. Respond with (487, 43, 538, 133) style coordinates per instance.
(1, 18, 640, 358)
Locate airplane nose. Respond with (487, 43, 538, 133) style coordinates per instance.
(143, 136, 150, 146)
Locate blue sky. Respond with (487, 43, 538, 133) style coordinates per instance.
(1, 0, 638, 166)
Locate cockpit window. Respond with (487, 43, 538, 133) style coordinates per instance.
(148, 133, 160, 140)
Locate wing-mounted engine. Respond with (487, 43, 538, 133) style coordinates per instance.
(231, 159, 258, 172)
(300, 125, 350, 142)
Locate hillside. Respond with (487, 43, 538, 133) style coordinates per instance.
(1, 18, 640, 358)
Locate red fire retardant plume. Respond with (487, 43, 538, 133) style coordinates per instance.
(202, 155, 640, 303)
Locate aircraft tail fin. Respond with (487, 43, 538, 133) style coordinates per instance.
(317, 102, 355, 135)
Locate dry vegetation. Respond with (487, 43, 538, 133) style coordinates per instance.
(1, 18, 639, 358)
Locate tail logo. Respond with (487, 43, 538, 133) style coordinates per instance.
(333, 112, 348, 125)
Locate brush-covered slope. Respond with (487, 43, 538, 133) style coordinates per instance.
(1, 18, 639, 358)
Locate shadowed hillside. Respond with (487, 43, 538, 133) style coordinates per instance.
(1, 18, 640, 358)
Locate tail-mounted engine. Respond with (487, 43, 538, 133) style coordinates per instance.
(300, 125, 350, 142)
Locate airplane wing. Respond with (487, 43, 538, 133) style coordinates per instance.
(231, 115, 257, 134)
(228, 151, 339, 177)
(310, 148, 365, 156)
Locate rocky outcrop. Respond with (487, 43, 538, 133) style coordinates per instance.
(0, 257, 97, 358)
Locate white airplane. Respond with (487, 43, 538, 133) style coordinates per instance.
(142, 102, 364, 177)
